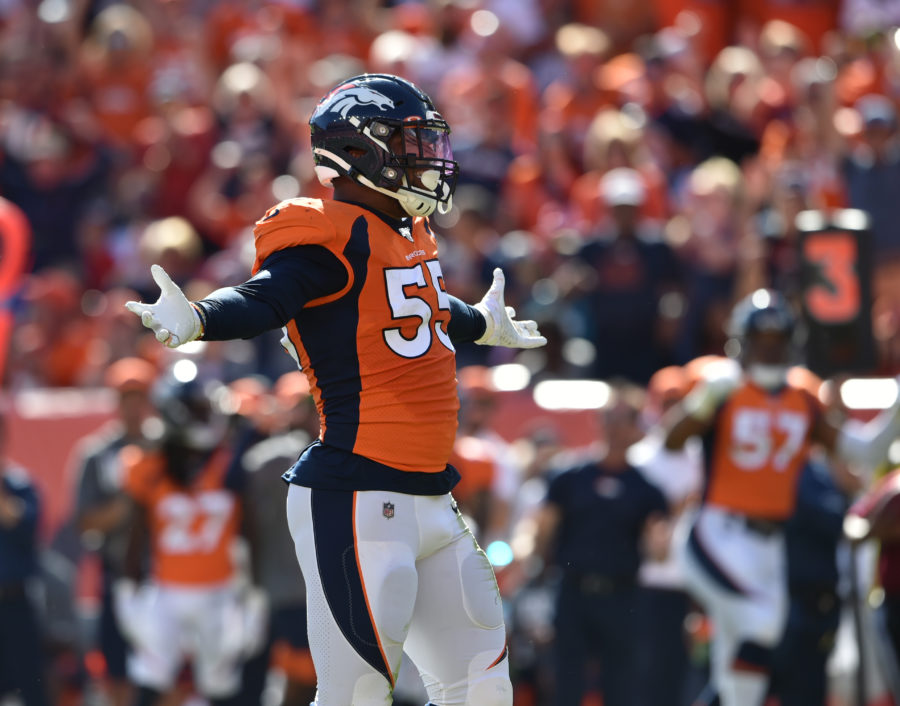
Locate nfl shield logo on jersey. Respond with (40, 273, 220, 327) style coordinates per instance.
(383, 502, 395, 519)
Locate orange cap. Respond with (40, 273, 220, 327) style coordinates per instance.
(274, 371, 311, 408)
(104, 357, 157, 393)
(457, 365, 496, 396)
(228, 376, 270, 417)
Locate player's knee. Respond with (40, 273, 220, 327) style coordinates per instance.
(457, 544, 503, 629)
(373, 562, 417, 644)
(742, 604, 786, 646)
(463, 658, 513, 706)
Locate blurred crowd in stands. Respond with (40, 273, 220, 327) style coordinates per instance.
(4, 0, 900, 704)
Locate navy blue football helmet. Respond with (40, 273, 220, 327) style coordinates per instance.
(309, 73, 458, 218)
(152, 363, 230, 453)
(727, 289, 797, 388)
(728, 289, 795, 342)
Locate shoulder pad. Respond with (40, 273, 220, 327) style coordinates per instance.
(787, 366, 824, 399)
(252, 198, 337, 274)
(687, 356, 741, 387)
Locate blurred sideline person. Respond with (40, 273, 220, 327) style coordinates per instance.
(845, 464, 900, 700)
(115, 367, 266, 706)
(664, 289, 900, 706)
(236, 372, 317, 706)
(72, 357, 157, 706)
(526, 383, 669, 706)
(628, 365, 703, 706)
(125, 73, 545, 706)
(769, 456, 851, 706)
(451, 366, 521, 544)
(0, 413, 51, 706)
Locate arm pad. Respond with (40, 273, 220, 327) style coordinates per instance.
(837, 401, 900, 468)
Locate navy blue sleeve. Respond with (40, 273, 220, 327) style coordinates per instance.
(643, 479, 669, 518)
(195, 245, 348, 341)
(545, 468, 570, 508)
(447, 295, 486, 343)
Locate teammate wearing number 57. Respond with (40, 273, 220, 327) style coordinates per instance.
(125, 73, 545, 706)
(664, 289, 900, 706)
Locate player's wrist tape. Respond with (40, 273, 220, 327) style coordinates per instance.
(473, 303, 495, 345)
(191, 303, 207, 339)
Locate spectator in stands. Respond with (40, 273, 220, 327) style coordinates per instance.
(841, 94, 900, 261)
(0, 413, 50, 706)
(71, 357, 157, 706)
(672, 157, 745, 361)
(702, 47, 765, 165)
(573, 167, 682, 384)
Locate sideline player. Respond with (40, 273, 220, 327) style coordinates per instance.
(125, 73, 546, 706)
(664, 288, 900, 706)
(115, 368, 264, 706)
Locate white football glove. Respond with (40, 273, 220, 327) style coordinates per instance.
(683, 358, 741, 422)
(241, 586, 270, 658)
(112, 578, 156, 650)
(473, 268, 547, 349)
(125, 264, 203, 348)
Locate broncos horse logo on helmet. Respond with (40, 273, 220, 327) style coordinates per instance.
(322, 86, 396, 119)
(309, 73, 458, 218)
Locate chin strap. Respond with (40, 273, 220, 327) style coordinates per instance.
(746, 364, 789, 390)
(314, 146, 448, 217)
(355, 172, 438, 217)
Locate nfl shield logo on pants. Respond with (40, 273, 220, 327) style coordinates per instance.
(383, 502, 395, 519)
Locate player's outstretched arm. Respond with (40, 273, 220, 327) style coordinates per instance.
(818, 381, 900, 469)
(125, 265, 203, 348)
(664, 359, 740, 450)
(473, 268, 547, 349)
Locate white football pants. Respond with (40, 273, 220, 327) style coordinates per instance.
(679, 505, 788, 706)
(286, 484, 512, 706)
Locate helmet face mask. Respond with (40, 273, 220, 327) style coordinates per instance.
(310, 74, 459, 217)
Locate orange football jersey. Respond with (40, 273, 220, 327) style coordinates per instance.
(705, 379, 822, 520)
(252, 198, 459, 473)
(122, 446, 241, 586)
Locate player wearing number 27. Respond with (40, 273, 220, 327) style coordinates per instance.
(664, 289, 900, 706)
(125, 73, 546, 706)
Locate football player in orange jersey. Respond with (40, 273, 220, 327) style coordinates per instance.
(664, 289, 900, 706)
(125, 74, 546, 706)
(114, 367, 266, 706)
